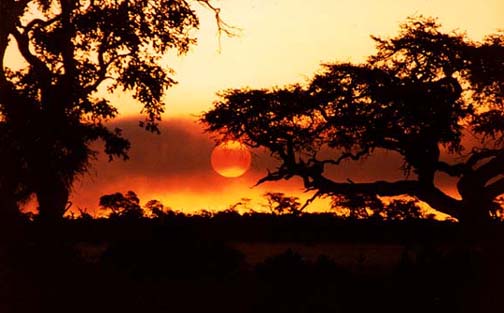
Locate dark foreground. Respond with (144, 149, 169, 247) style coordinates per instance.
(1, 214, 503, 313)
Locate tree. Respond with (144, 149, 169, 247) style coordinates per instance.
(0, 0, 230, 221)
(144, 199, 166, 218)
(99, 190, 143, 218)
(263, 192, 301, 215)
(202, 16, 504, 225)
(330, 194, 426, 221)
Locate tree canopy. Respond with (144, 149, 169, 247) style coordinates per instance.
(202, 16, 504, 224)
(0, 0, 229, 220)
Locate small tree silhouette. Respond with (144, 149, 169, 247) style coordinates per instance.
(263, 192, 301, 215)
(144, 199, 166, 218)
(99, 191, 144, 219)
(331, 193, 384, 220)
(228, 197, 252, 212)
(202, 16, 504, 225)
(383, 200, 424, 221)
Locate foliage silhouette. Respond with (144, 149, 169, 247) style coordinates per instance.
(202, 16, 504, 225)
(0, 0, 231, 221)
(143, 199, 166, 218)
(99, 190, 144, 219)
(263, 192, 302, 215)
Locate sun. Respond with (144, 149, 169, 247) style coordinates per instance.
(211, 140, 252, 178)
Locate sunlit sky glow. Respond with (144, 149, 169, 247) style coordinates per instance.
(9, 0, 504, 215)
(155, 0, 504, 118)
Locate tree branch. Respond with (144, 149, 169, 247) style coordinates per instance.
(196, 0, 240, 52)
(311, 147, 371, 167)
(467, 148, 501, 168)
(436, 149, 503, 179)
(196, 0, 240, 37)
(486, 177, 504, 199)
(309, 176, 461, 218)
(299, 190, 321, 212)
(22, 15, 61, 33)
(471, 152, 504, 186)
(436, 161, 466, 177)
(254, 158, 461, 218)
(11, 29, 52, 87)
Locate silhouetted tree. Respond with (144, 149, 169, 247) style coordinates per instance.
(99, 190, 144, 218)
(263, 192, 301, 215)
(77, 208, 93, 221)
(202, 16, 504, 225)
(382, 200, 424, 221)
(331, 193, 384, 220)
(228, 197, 252, 212)
(331, 194, 426, 220)
(0, 0, 231, 221)
(144, 199, 166, 218)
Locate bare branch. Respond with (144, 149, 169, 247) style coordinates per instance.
(299, 190, 321, 212)
(196, 0, 241, 51)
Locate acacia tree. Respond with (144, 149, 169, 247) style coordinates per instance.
(0, 0, 229, 221)
(202, 17, 504, 225)
(263, 192, 301, 215)
(99, 190, 143, 218)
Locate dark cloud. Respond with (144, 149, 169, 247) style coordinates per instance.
(89, 118, 215, 178)
(72, 117, 287, 212)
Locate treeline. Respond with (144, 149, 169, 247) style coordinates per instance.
(15, 194, 501, 245)
(68, 190, 448, 221)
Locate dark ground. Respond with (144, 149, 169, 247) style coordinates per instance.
(1, 214, 503, 313)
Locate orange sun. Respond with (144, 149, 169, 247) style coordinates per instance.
(210, 140, 252, 178)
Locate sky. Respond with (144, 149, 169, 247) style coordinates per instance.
(9, 0, 504, 215)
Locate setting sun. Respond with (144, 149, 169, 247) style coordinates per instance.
(210, 140, 252, 178)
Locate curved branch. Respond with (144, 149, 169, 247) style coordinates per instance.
(23, 15, 61, 33)
(0, 30, 9, 89)
(436, 161, 465, 177)
(1, 0, 27, 86)
(11, 29, 52, 86)
(313, 147, 371, 166)
(254, 158, 461, 218)
(310, 176, 461, 218)
(436, 148, 504, 179)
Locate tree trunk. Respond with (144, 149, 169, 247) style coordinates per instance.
(460, 201, 492, 223)
(455, 197, 494, 242)
(457, 173, 493, 227)
(36, 176, 69, 222)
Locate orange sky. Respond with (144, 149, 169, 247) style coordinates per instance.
(7, 0, 504, 215)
